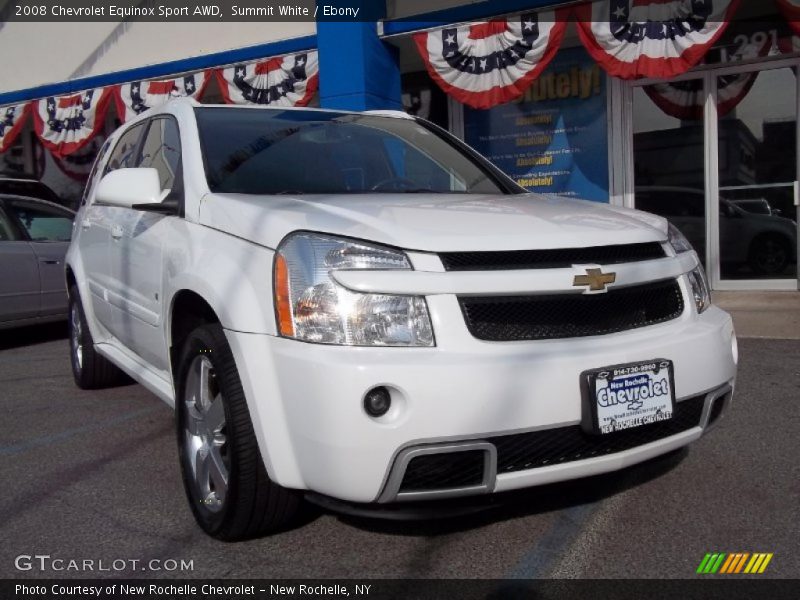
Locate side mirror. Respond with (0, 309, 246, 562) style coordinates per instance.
(95, 168, 164, 209)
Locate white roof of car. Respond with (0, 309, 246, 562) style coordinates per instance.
(168, 97, 413, 118)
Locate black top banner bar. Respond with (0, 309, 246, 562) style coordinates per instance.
(2, 0, 774, 23)
(2, 0, 384, 22)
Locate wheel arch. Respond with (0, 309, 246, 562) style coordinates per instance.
(168, 289, 220, 377)
(65, 264, 77, 292)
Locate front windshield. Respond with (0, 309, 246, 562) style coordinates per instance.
(195, 107, 516, 195)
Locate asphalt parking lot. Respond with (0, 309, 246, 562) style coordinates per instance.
(1, 324, 798, 580)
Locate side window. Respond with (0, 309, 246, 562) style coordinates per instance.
(82, 138, 112, 206)
(104, 123, 146, 175)
(0, 207, 21, 241)
(139, 118, 182, 196)
(7, 201, 74, 242)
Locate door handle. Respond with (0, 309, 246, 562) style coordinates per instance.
(39, 259, 61, 265)
(111, 225, 123, 239)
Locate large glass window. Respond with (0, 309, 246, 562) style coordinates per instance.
(717, 67, 798, 280)
(633, 81, 707, 263)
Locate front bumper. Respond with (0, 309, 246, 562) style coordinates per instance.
(224, 305, 736, 504)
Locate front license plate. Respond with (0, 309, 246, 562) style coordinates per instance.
(586, 360, 675, 435)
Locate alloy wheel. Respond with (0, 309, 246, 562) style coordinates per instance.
(70, 304, 83, 369)
(183, 355, 229, 513)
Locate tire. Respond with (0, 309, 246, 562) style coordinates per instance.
(175, 323, 300, 540)
(748, 235, 791, 276)
(68, 285, 127, 389)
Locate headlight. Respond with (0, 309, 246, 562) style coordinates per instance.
(667, 223, 710, 313)
(667, 222, 694, 254)
(274, 233, 434, 347)
(687, 264, 711, 314)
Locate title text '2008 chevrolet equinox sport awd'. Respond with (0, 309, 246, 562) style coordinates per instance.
(65, 99, 737, 540)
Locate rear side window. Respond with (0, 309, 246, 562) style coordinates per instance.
(6, 200, 74, 242)
(105, 123, 146, 174)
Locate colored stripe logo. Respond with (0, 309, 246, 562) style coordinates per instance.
(696, 552, 773, 574)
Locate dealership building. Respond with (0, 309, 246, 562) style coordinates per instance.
(0, 0, 798, 292)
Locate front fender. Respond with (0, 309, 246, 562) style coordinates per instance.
(164, 220, 277, 335)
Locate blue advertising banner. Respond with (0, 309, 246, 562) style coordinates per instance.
(464, 46, 609, 202)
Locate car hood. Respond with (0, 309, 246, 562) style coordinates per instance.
(198, 192, 668, 252)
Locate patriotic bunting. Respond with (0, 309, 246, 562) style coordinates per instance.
(777, 0, 800, 34)
(0, 103, 30, 153)
(642, 34, 770, 120)
(414, 11, 569, 109)
(643, 72, 758, 121)
(52, 130, 107, 181)
(575, 0, 741, 80)
(114, 72, 210, 122)
(216, 51, 319, 106)
(33, 88, 112, 158)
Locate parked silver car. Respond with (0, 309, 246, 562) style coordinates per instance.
(0, 195, 75, 329)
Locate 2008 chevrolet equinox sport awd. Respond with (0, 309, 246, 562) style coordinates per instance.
(65, 99, 737, 540)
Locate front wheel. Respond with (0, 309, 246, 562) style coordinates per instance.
(176, 323, 301, 540)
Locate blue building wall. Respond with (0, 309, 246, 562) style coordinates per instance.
(317, 21, 402, 111)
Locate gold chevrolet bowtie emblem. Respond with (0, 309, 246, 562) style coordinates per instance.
(573, 268, 617, 292)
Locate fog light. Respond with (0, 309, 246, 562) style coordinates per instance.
(364, 387, 391, 417)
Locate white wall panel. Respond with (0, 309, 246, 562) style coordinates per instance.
(0, 21, 316, 94)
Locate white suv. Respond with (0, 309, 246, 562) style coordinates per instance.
(65, 99, 737, 540)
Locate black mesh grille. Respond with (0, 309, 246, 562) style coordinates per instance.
(440, 243, 666, 271)
(399, 450, 485, 493)
(459, 279, 684, 341)
(493, 394, 706, 474)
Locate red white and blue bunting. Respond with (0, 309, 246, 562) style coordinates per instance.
(642, 34, 770, 120)
(215, 51, 319, 106)
(777, 0, 800, 34)
(114, 72, 210, 122)
(643, 73, 757, 121)
(575, 0, 741, 80)
(414, 11, 569, 109)
(0, 102, 30, 153)
(52, 130, 108, 181)
(32, 88, 112, 158)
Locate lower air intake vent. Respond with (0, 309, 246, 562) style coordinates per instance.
(399, 450, 486, 493)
